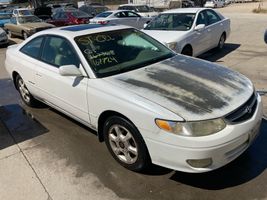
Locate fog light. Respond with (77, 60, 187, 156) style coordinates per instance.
(186, 158, 213, 168)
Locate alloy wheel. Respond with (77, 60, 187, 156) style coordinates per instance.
(108, 124, 138, 164)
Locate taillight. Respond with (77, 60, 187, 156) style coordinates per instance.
(98, 20, 109, 25)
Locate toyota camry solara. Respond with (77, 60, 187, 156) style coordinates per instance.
(5, 24, 262, 173)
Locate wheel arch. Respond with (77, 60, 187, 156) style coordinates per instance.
(12, 71, 19, 89)
(181, 44, 193, 56)
(97, 110, 138, 143)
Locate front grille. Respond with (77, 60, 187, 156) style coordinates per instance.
(224, 92, 257, 124)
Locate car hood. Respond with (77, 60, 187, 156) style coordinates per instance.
(22, 22, 54, 29)
(142, 29, 188, 44)
(105, 55, 253, 121)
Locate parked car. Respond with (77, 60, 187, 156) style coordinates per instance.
(5, 15, 55, 40)
(5, 24, 262, 173)
(182, 0, 195, 7)
(34, 6, 52, 21)
(204, 0, 225, 8)
(143, 8, 230, 56)
(90, 10, 151, 29)
(0, 13, 12, 28)
(47, 10, 90, 26)
(79, 4, 109, 17)
(0, 27, 8, 46)
(118, 4, 158, 17)
(12, 8, 33, 16)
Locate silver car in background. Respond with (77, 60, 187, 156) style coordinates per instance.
(90, 10, 151, 29)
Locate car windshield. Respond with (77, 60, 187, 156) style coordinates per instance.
(70, 10, 89, 18)
(144, 13, 195, 31)
(95, 11, 112, 18)
(18, 16, 42, 23)
(75, 28, 174, 78)
(18, 9, 32, 16)
(135, 5, 150, 12)
(0, 14, 12, 19)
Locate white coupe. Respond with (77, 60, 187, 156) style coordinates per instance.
(143, 8, 230, 56)
(5, 24, 262, 173)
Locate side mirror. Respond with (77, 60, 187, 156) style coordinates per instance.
(194, 24, 205, 31)
(143, 22, 149, 28)
(59, 65, 83, 77)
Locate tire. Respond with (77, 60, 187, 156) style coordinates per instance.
(103, 116, 151, 171)
(217, 34, 226, 50)
(22, 31, 28, 40)
(181, 45, 193, 56)
(15, 75, 39, 107)
(7, 30, 13, 38)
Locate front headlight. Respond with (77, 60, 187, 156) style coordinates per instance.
(166, 42, 177, 51)
(155, 118, 226, 137)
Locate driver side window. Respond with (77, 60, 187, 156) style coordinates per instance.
(10, 17, 17, 24)
(196, 12, 207, 26)
(41, 36, 80, 68)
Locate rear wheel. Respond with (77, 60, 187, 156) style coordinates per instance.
(15, 75, 39, 107)
(217, 34, 226, 50)
(103, 116, 151, 171)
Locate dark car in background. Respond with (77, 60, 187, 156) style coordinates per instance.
(47, 9, 90, 26)
(79, 4, 109, 17)
(34, 6, 52, 21)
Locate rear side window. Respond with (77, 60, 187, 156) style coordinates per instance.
(20, 37, 44, 58)
(95, 11, 112, 18)
(205, 10, 221, 25)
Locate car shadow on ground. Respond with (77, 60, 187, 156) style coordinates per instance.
(169, 119, 267, 190)
(0, 104, 49, 150)
(198, 43, 241, 62)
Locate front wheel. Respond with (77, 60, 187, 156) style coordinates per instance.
(22, 31, 28, 40)
(103, 116, 151, 171)
(7, 30, 13, 38)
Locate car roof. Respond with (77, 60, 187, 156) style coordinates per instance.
(162, 7, 206, 14)
(14, 8, 31, 11)
(34, 24, 132, 39)
(119, 4, 147, 6)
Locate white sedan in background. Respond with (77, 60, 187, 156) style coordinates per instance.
(5, 24, 262, 173)
(143, 8, 230, 56)
(90, 10, 151, 29)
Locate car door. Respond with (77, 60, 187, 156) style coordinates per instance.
(127, 11, 145, 29)
(191, 11, 211, 56)
(205, 9, 224, 48)
(18, 36, 45, 96)
(34, 35, 90, 124)
(113, 11, 136, 27)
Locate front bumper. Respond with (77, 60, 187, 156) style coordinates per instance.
(144, 94, 263, 173)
